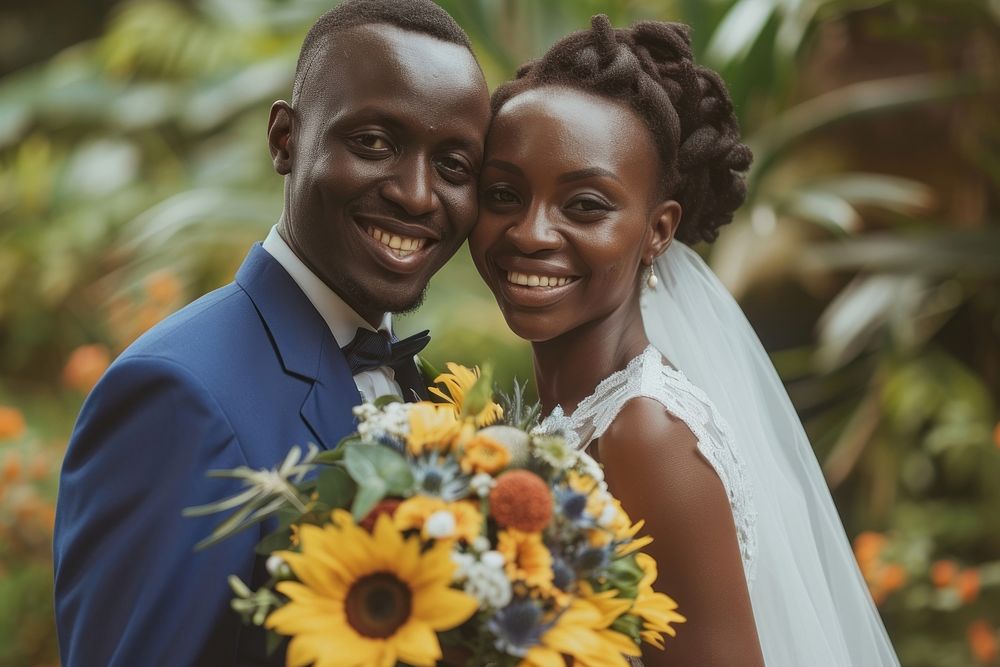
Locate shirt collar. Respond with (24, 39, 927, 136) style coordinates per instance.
(261, 225, 391, 347)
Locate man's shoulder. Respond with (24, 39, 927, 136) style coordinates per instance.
(121, 282, 252, 360)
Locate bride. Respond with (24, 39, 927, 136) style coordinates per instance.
(468, 15, 899, 666)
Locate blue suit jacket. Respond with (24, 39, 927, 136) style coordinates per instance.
(53, 245, 425, 666)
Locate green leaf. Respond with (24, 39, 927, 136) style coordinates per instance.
(265, 631, 285, 657)
(254, 527, 292, 556)
(316, 465, 356, 509)
(374, 394, 403, 408)
(416, 354, 440, 385)
(344, 443, 414, 495)
(351, 478, 387, 521)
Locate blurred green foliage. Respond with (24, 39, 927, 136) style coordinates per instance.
(0, 0, 997, 665)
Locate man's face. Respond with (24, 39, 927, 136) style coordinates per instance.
(270, 24, 490, 324)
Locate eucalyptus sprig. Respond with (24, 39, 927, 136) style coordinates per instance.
(184, 444, 320, 550)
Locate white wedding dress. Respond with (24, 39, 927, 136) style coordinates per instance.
(535, 242, 900, 666)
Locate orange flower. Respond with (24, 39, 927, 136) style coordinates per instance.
(853, 531, 887, 570)
(63, 344, 111, 393)
(0, 406, 26, 440)
(931, 560, 958, 588)
(489, 470, 553, 533)
(144, 270, 183, 306)
(957, 569, 981, 604)
(2, 453, 22, 483)
(881, 563, 907, 593)
(497, 528, 553, 592)
(460, 433, 510, 475)
(394, 496, 482, 543)
(994, 422, 1000, 449)
(968, 620, 999, 664)
(359, 497, 403, 533)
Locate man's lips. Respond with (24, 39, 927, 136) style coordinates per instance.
(353, 214, 440, 273)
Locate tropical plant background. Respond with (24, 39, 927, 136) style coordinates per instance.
(0, 0, 997, 664)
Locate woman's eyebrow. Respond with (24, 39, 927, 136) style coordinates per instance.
(484, 159, 523, 175)
(557, 167, 620, 183)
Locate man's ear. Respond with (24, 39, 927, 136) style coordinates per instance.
(267, 100, 294, 175)
(643, 199, 682, 266)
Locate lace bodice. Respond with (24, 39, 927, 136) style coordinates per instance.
(535, 345, 757, 583)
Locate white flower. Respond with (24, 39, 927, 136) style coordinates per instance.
(425, 510, 457, 539)
(480, 550, 505, 570)
(597, 499, 618, 528)
(471, 536, 492, 554)
(266, 554, 290, 578)
(451, 551, 475, 581)
(531, 433, 578, 470)
(354, 401, 411, 443)
(463, 560, 513, 610)
(477, 425, 531, 467)
(470, 472, 496, 498)
(577, 451, 605, 484)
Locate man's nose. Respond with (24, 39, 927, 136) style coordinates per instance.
(380, 155, 438, 218)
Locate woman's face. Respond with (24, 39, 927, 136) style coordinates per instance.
(469, 85, 675, 342)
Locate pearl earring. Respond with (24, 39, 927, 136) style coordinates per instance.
(646, 267, 658, 290)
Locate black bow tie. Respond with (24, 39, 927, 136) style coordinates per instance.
(340, 328, 431, 376)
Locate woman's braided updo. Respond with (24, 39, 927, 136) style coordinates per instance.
(491, 15, 752, 244)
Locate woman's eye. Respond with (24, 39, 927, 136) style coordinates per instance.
(487, 187, 519, 204)
(567, 197, 610, 213)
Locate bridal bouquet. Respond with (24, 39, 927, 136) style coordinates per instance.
(188, 363, 685, 667)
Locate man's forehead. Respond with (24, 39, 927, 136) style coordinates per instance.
(301, 23, 481, 98)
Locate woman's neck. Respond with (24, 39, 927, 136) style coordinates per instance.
(532, 299, 650, 415)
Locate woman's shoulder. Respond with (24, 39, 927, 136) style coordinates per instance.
(598, 395, 700, 470)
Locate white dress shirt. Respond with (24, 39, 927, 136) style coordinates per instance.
(261, 226, 402, 402)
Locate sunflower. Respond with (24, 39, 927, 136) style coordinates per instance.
(266, 510, 478, 667)
(522, 596, 638, 667)
(430, 362, 503, 427)
(631, 552, 686, 649)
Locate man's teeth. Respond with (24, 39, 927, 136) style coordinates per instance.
(367, 227, 427, 257)
(506, 272, 573, 288)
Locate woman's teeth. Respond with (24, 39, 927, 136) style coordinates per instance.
(367, 226, 427, 258)
(506, 272, 573, 288)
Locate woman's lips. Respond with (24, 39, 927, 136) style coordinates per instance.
(493, 262, 580, 308)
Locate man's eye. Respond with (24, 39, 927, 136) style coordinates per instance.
(436, 156, 469, 175)
(354, 134, 392, 151)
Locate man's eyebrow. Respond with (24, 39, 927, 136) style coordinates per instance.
(556, 167, 620, 184)
(484, 159, 523, 176)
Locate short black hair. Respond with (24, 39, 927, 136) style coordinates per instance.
(292, 0, 475, 104)
(493, 15, 752, 244)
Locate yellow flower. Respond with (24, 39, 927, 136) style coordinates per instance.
(631, 553, 686, 649)
(394, 496, 482, 543)
(460, 433, 511, 475)
(266, 510, 478, 667)
(430, 363, 503, 427)
(521, 594, 638, 667)
(497, 529, 553, 592)
(407, 402, 461, 455)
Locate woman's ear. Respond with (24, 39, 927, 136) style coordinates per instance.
(644, 199, 682, 266)
(267, 101, 294, 175)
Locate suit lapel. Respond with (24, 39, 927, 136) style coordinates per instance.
(236, 244, 359, 449)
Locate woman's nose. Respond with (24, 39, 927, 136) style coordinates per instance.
(505, 203, 561, 254)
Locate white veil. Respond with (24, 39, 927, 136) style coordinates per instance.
(641, 241, 899, 666)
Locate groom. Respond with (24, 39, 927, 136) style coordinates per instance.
(52, 1, 490, 665)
